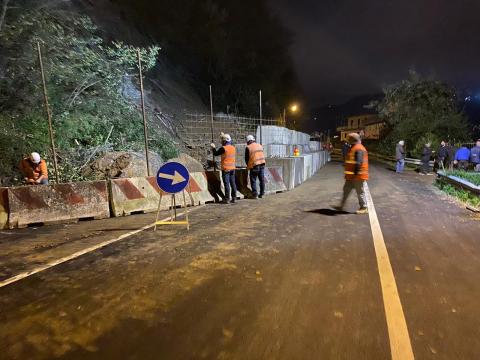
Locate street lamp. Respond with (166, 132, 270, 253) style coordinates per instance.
(283, 103, 299, 129)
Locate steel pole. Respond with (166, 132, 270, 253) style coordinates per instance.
(37, 41, 60, 184)
(137, 50, 150, 176)
(209, 85, 216, 170)
(259, 90, 263, 145)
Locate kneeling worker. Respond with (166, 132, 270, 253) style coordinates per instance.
(20, 152, 49, 185)
(211, 133, 237, 204)
(333, 133, 369, 214)
(245, 135, 266, 199)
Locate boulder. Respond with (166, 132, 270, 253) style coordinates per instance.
(167, 153, 205, 172)
(83, 151, 164, 179)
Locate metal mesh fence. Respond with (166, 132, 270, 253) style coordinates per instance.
(180, 113, 286, 161)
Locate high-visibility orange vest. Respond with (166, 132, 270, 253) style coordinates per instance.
(344, 143, 369, 181)
(247, 143, 266, 169)
(19, 158, 48, 181)
(221, 144, 236, 171)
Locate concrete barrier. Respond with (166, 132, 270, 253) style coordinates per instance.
(109, 172, 214, 217)
(7, 181, 110, 229)
(266, 157, 303, 190)
(265, 167, 287, 194)
(0, 187, 9, 229)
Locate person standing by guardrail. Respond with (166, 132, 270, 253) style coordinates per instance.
(454, 145, 471, 170)
(435, 140, 448, 172)
(19, 152, 49, 185)
(470, 139, 480, 172)
(245, 135, 266, 199)
(211, 133, 237, 204)
(332, 133, 369, 215)
(395, 140, 406, 173)
(420, 143, 433, 175)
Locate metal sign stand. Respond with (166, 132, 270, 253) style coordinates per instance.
(154, 190, 190, 231)
(154, 162, 193, 231)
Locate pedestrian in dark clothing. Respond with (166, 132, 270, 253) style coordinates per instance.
(454, 145, 471, 170)
(435, 140, 448, 172)
(470, 139, 480, 172)
(395, 140, 405, 173)
(420, 143, 432, 175)
(447, 143, 456, 171)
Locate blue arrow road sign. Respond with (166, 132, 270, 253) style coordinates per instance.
(156, 162, 190, 194)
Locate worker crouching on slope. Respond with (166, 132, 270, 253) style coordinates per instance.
(19, 152, 49, 185)
(211, 133, 237, 204)
(333, 133, 369, 214)
(245, 135, 266, 199)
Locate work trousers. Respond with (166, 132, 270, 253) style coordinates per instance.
(249, 165, 265, 197)
(222, 170, 237, 201)
(396, 159, 405, 173)
(341, 180, 367, 209)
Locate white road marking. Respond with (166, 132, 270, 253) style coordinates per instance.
(364, 183, 415, 360)
(0, 209, 199, 289)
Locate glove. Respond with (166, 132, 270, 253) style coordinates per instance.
(210, 143, 216, 149)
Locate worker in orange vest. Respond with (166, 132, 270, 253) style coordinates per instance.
(245, 135, 266, 199)
(19, 152, 49, 185)
(211, 133, 237, 204)
(332, 133, 369, 214)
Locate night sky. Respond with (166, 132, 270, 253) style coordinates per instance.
(270, 0, 480, 106)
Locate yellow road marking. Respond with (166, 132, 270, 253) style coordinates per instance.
(364, 183, 415, 360)
(0, 208, 200, 289)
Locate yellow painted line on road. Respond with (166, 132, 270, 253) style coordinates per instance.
(0, 208, 200, 289)
(364, 183, 415, 360)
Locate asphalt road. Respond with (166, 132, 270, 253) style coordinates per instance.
(1, 162, 479, 360)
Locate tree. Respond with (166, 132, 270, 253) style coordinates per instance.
(0, 5, 177, 184)
(376, 71, 469, 157)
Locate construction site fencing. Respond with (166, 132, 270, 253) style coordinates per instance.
(180, 113, 313, 162)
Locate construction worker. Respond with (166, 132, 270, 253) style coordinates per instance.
(19, 152, 49, 185)
(211, 133, 237, 204)
(333, 133, 369, 214)
(245, 135, 266, 199)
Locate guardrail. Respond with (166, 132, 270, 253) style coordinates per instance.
(334, 149, 434, 167)
(437, 171, 480, 196)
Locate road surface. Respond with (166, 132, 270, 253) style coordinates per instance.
(1, 161, 479, 360)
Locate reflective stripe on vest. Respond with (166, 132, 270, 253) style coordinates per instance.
(344, 143, 369, 181)
(221, 144, 236, 171)
(247, 143, 266, 169)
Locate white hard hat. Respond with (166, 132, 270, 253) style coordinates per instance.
(246, 135, 255, 142)
(30, 152, 41, 164)
(399, 140, 405, 146)
(220, 133, 231, 142)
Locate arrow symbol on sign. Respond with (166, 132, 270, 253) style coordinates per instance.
(158, 171, 187, 185)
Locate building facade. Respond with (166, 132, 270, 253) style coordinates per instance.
(337, 114, 385, 141)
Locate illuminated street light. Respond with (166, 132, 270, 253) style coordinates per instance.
(283, 103, 300, 129)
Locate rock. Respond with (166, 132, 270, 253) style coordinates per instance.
(83, 151, 164, 179)
(167, 153, 205, 172)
